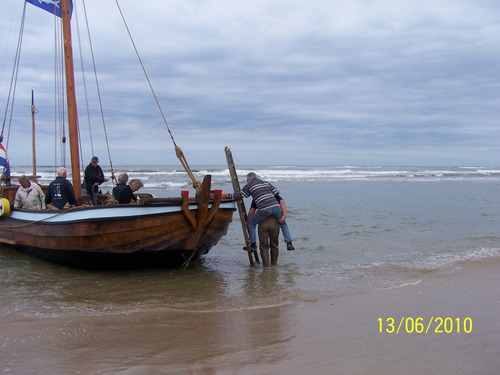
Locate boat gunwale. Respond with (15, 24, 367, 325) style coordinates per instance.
(4, 201, 236, 224)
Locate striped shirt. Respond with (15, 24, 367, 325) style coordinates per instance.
(234, 178, 280, 211)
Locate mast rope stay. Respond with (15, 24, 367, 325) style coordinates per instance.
(0, 2, 28, 184)
(77, 0, 116, 181)
(114, 0, 202, 195)
(54, 9, 67, 168)
(1, 2, 27, 144)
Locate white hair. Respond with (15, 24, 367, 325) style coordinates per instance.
(56, 167, 67, 177)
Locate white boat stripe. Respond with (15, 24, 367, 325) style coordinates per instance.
(8, 202, 236, 223)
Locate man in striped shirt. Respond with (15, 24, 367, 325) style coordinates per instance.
(233, 172, 285, 250)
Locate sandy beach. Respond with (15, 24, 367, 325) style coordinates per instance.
(1, 259, 499, 375)
(279, 260, 500, 375)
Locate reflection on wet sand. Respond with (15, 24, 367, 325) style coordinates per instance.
(1, 261, 298, 374)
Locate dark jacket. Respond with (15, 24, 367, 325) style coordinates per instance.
(45, 177, 77, 209)
(112, 182, 127, 200)
(117, 185, 136, 204)
(84, 163, 106, 193)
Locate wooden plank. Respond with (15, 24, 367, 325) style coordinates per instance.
(224, 146, 259, 266)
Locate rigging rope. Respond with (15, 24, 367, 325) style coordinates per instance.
(1, 2, 27, 144)
(0, 2, 27, 184)
(54, 10, 67, 167)
(79, 0, 116, 181)
(74, 0, 95, 165)
(1, 2, 68, 178)
(114, 0, 202, 195)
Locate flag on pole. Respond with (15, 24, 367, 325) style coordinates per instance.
(26, 0, 73, 19)
(0, 143, 11, 182)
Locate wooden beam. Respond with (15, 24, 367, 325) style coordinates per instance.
(224, 147, 259, 266)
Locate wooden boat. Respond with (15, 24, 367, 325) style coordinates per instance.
(0, 0, 235, 268)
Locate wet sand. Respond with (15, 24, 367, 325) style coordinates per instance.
(280, 261, 500, 375)
(1, 261, 499, 375)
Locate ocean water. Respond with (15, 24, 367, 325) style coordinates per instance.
(1, 165, 499, 318)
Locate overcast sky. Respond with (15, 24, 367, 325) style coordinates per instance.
(1, 0, 499, 167)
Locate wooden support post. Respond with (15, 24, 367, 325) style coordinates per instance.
(181, 175, 213, 268)
(224, 146, 260, 266)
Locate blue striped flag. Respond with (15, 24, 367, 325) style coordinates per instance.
(0, 143, 10, 181)
(26, 0, 73, 19)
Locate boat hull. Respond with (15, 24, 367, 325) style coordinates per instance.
(0, 201, 235, 268)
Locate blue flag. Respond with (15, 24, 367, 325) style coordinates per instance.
(26, 0, 73, 19)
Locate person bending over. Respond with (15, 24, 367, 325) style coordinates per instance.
(230, 172, 285, 251)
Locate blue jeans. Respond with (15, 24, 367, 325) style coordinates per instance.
(280, 221, 292, 243)
(87, 189, 99, 205)
(248, 206, 283, 244)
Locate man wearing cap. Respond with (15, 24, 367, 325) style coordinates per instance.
(84, 156, 109, 205)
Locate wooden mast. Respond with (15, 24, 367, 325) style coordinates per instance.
(30, 90, 36, 178)
(61, 0, 82, 198)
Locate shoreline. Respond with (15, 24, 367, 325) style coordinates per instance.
(1, 260, 499, 374)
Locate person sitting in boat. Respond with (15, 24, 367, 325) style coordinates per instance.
(117, 179, 144, 204)
(112, 172, 129, 200)
(13, 175, 46, 210)
(84, 156, 109, 205)
(45, 167, 78, 210)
